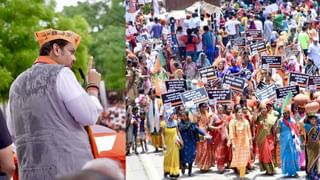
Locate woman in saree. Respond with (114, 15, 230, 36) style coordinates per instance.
(278, 106, 300, 177)
(211, 104, 230, 173)
(304, 114, 320, 179)
(242, 106, 255, 170)
(292, 104, 307, 170)
(255, 103, 276, 175)
(178, 110, 210, 176)
(194, 103, 214, 171)
(224, 104, 234, 167)
(229, 106, 252, 180)
(216, 60, 227, 79)
(161, 109, 181, 179)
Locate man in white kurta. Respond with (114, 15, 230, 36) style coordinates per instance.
(7, 29, 103, 180)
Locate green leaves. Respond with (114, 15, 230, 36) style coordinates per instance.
(91, 25, 125, 90)
(0, 0, 125, 101)
(0, 67, 13, 101)
(62, 0, 125, 90)
(0, 0, 54, 101)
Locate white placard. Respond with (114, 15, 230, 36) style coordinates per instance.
(94, 135, 116, 153)
(264, 3, 279, 14)
(208, 99, 217, 105)
(290, 81, 297, 86)
(223, 84, 231, 89)
(309, 85, 316, 91)
(262, 64, 269, 69)
(163, 103, 172, 110)
(185, 101, 195, 108)
(202, 77, 208, 84)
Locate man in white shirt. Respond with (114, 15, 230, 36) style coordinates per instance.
(146, 17, 155, 33)
(308, 37, 320, 69)
(254, 15, 263, 32)
(288, 15, 297, 30)
(190, 13, 201, 30)
(183, 15, 192, 31)
(263, 15, 273, 43)
(224, 14, 241, 40)
(126, 21, 138, 37)
(200, 14, 208, 29)
(7, 29, 103, 180)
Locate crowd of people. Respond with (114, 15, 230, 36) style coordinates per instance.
(126, 0, 320, 179)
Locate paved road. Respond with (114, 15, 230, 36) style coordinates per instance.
(126, 144, 307, 180)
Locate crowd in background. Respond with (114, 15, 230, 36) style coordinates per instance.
(126, 0, 320, 179)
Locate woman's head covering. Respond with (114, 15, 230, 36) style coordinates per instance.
(288, 55, 300, 71)
(259, 101, 267, 110)
(196, 52, 209, 66)
(197, 52, 206, 60)
(307, 113, 317, 119)
(164, 108, 175, 122)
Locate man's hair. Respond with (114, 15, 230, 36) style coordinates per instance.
(186, 28, 193, 35)
(203, 26, 209, 31)
(39, 39, 69, 56)
(302, 26, 307, 31)
(176, 26, 183, 32)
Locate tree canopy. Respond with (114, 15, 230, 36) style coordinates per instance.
(0, 0, 125, 101)
(63, 0, 125, 90)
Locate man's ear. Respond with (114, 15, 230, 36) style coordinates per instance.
(52, 43, 61, 57)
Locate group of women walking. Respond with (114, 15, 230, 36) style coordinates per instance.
(160, 100, 320, 179)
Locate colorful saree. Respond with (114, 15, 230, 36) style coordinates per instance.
(211, 114, 229, 171)
(194, 112, 214, 170)
(256, 115, 275, 174)
(280, 118, 300, 176)
(305, 124, 320, 179)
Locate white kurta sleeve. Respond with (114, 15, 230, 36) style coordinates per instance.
(5, 101, 13, 136)
(56, 67, 103, 126)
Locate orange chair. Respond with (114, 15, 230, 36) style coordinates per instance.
(12, 125, 125, 180)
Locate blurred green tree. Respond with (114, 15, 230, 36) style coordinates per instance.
(63, 0, 125, 90)
(54, 14, 92, 85)
(0, 0, 55, 101)
(0, 0, 92, 101)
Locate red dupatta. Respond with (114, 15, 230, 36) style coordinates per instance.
(283, 117, 299, 137)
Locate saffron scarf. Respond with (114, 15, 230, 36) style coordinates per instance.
(34, 56, 58, 64)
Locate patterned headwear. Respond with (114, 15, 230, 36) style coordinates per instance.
(35, 29, 81, 49)
(164, 108, 175, 122)
(307, 113, 317, 119)
(259, 102, 267, 110)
